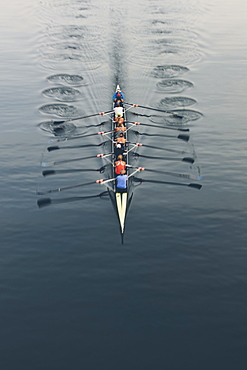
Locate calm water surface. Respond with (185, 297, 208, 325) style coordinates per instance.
(1, 0, 247, 369)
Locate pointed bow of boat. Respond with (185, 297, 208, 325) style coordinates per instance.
(116, 192, 127, 236)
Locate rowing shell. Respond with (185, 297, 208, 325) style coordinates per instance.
(36, 84, 202, 242)
(103, 85, 138, 238)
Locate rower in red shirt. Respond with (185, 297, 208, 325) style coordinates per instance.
(115, 155, 126, 175)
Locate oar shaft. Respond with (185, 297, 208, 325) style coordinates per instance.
(37, 191, 109, 208)
(42, 166, 106, 177)
(127, 166, 193, 180)
(53, 110, 113, 125)
(132, 130, 189, 141)
(133, 177, 202, 189)
(125, 103, 183, 118)
(144, 168, 192, 179)
(126, 103, 172, 114)
(47, 142, 106, 152)
(53, 130, 113, 143)
(37, 180, 97, 195)
(127, 121, 189, 132)
(133, 143, 187, 154)
(53, 155, 96, 165)
(134, 153, 194, 163)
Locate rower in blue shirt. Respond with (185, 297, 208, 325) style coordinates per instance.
(116, 170, 128, 193)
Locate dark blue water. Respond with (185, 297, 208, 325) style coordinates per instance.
(1, 0, 247, 369)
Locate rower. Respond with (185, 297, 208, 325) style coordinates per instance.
(114, 102, 124, 118)
(115, 155, 126, 175)
(114, 132, 126, 158)
(115, 132, 126, 151)
(116, 132, 126, 145)
(115, 114, 125, 125)
(114, 143, 123, 158)
(116, 169, 128, 193)
(115, 121, 126, 137)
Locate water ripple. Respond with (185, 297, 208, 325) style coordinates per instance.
(159, 97, 197, 109)
(42, 87, 83, 102)
(47, 74, 85, 86)
(150, 65, 189, 78)
(157, 79, 193, 93)
(39, 103, 80, 118)
(38, 121, 78, 136)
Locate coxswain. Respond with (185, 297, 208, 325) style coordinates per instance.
(112, 90, 125, 103)
(116, 169, 128, 193)
(115, 155, 126, 175)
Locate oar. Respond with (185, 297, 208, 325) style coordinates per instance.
(54, 130, 114, 143)
(133, 130, 189, 142)
(82, 122, 106, 129)
(42, 166, 107, 177)
(131, 112, 179, 120)
(127, 165, 198, 180)
(131, 112, 158, 118)
(47, 141, 108, 152)
(133, 153, 195, 164)
(37, 180, 98, 195)
(37, 176, 110, 195)
(133, 177, 202, 189)
(125, 103, 183, 118)
(132, 143, 188, 154)
(53, 110, 113, 125)
(42, 154, 96, 167)
(37, 191, 109, 208)
(127, 121, 189, 132)
(41, 152, 112, 167)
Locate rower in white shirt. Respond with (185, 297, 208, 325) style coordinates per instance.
(113, 102, 124, 118)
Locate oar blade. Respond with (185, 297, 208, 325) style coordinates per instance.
(188, 183, 202, 190)
(47, 146, 59, 152)
(37, 198, 52, 208)
(182, 157, 195, 164)
(178, 134, 190, 142)
(53, 120, 65, 125)
(42, 170, 56, 177)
